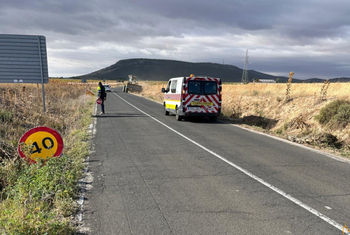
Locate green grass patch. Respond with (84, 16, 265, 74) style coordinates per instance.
(0, 109, 13, 123)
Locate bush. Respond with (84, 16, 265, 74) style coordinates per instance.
(0, 109, 13, 123)
(333, 103, 350, 127)
(315, 99, 350, 128)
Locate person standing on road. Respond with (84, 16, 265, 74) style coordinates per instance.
(97, 82, 106, 114)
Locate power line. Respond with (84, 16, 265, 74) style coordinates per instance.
(241, 49, 250, 84)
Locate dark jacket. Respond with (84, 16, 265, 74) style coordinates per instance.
(98, 85, 106, 100)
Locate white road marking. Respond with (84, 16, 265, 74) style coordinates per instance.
(115, 93, 349, 234)
(77, 103, 97, 224)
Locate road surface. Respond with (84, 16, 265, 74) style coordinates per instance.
(82, 88, 350, 235)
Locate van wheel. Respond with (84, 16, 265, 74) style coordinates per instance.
(164, 106, 169, 115)
(175, 108, 182, 121)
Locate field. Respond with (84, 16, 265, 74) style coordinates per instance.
(139, 81, 350, 157)
(0, 79, 97, 234)
(0, 79, 349, 233)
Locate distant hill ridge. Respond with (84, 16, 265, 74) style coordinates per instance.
(77, 58, 349, 83)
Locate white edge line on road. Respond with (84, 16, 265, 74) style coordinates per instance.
(230, 124, 350, 164)
(115, 93, 349, 234)
(77, 102, 97, 227)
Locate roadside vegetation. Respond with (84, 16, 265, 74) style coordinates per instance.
(0, 79, 97, 234)
(139, 81, 350, 158)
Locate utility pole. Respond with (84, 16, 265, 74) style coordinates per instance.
(241, 49, 249, 84)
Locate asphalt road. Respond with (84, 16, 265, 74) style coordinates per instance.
(82, 87, 350, 235)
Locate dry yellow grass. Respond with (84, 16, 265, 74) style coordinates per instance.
(223, 83, 350, 149)
(139, 81, 167, 102)
(223, 82, 350, 99)
(0, 79, 99, 161)
(138, 81, 350, 156)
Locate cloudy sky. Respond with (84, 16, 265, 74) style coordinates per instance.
(1, 0, 349, 79)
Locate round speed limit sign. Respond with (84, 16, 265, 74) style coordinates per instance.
(18, 126, 64, 164)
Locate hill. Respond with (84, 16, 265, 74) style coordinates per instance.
(77, 58, 294, 83)
(304, 77, 350, 83)
(76, 58, 349, 83)
(328, 77, 350, 82)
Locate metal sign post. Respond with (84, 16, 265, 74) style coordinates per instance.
(0, 34, 49, 112)
(37, 36, 46, 112)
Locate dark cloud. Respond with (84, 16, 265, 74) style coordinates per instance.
(0, 0, 349, 78)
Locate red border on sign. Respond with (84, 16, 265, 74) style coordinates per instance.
(17, 126, 64, 164)
(96, 98, 102, 105)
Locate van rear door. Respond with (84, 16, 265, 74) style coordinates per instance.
(183, 77, 221, 115)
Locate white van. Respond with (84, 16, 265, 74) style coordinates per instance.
(161, 75, 222, 121)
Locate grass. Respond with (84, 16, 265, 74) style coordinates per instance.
(0, 79, 95, 234)
(219, 82, 350, 153)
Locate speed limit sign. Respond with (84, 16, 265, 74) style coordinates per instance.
(18, 126, 64, 164)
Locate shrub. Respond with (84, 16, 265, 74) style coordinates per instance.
(319, 79, 330, 101)
(315, 99, 350, 128)
(0, 109, 13, 123)
(285, 72, 294, 102)
(332, 103, 350, 127)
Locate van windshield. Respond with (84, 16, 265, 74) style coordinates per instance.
(188, 81, 217, 95)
